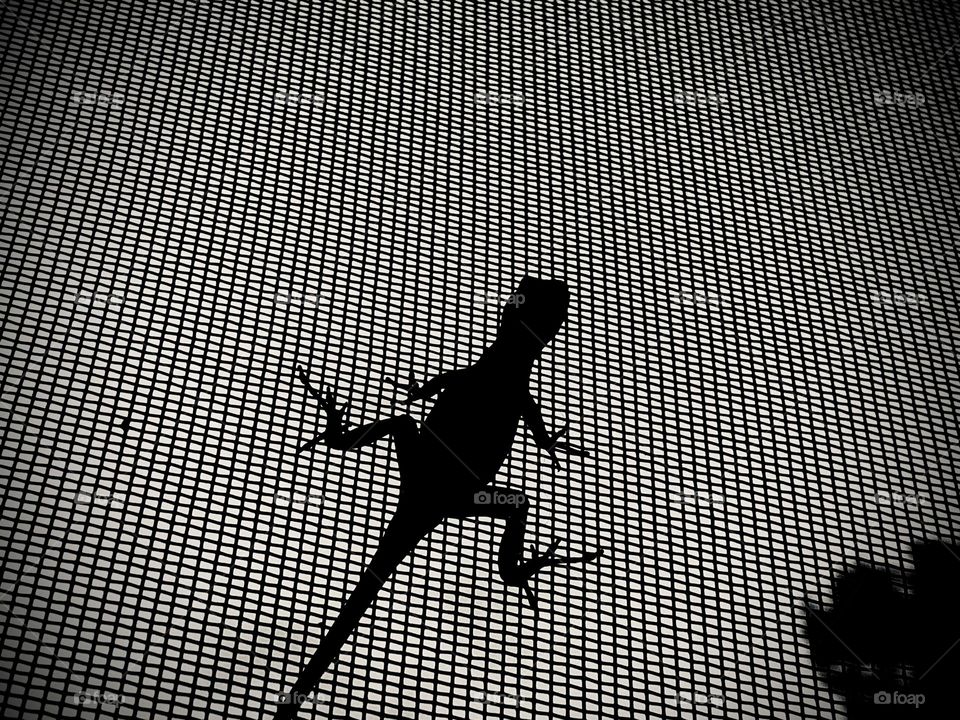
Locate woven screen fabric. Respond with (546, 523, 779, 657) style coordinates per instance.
(2, 0, 958, 718)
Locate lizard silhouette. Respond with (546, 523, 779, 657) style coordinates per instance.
(274, 276, 603, 718)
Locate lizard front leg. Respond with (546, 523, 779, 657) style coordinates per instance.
(521, 390, 589, 469)
(390, 367, 468, 404)
(296, 365, 420, 461)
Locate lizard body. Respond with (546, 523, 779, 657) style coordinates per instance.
(274, 277, 601, 718)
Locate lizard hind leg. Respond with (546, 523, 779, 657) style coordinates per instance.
(512, 539, 604, 606)
(506, 534, 604, 610)
(449, 486, 604, 609)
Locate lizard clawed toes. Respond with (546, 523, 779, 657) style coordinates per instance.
(295, 365, 351, 449)
(511, 540, 605, 609)
(388, 372, 422, 404)
(518, 538, 561, 578)
(520, 579, 538, 610)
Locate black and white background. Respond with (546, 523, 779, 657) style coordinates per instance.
(2, 1, 959, 718)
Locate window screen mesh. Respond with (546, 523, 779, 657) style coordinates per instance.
(2, 0, 958, 718)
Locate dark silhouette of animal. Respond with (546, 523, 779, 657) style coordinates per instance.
(274, 276, 602, 718)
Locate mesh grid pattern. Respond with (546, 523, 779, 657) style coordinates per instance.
(2, 0, 959, 718)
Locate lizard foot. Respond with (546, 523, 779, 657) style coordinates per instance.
(511, 541, 605, 609)
(296, 365, 351, 453)
(387, 371, 423, 405)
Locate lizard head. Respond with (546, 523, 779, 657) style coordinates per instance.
(495, 276, 570, 355)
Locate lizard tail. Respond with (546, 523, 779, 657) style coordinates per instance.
(273, 517, 431, 719)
